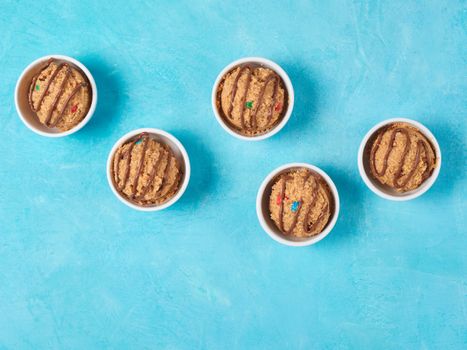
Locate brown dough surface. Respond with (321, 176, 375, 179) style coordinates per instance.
(29, 59, 92, 131)
(369, 122, 437, 192)
(269, 168, 334, 237)
(216, 64, 287, 136)
(112, 134, 181, 206)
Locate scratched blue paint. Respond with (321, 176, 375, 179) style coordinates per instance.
(0, 1, 465, 349)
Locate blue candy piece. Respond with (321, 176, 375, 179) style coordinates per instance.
(291, 201, 300, 212)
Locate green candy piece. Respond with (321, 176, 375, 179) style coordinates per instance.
(35, 84, 40, 91)
(245, 101, 253, 109)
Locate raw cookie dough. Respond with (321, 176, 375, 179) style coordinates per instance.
(269, 168, 334, 237)
(112, 133, 182, 206)
(369, 122, 437, 192)
(29, 59, 92, 131)
(216, 64, 288, 136)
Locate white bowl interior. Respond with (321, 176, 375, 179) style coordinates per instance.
(15, 55, 96, 137)
(257, 164, 339, 246)
(107, 128, 190, 211)
(359, 118, 441, 201)
(212, 57, 294, 141)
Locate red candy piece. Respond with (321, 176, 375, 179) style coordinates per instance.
(71, 105, 78, 113)
(274, 102, 282, 112)
(276, 194, 290, 205)
(276, 194, 282, 205)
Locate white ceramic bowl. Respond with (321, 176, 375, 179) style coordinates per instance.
(256, 163, 340, 247)
(15, 55, 97, 137)
(358, 118, 441, 201)
(211, 57, 294, 141)
(107, 128, 191, 211)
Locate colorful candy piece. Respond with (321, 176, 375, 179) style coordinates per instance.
(135, 134, 146, 145)
(274, 102, 282, 112)
(276, 193, 282, 205)
(70, 104, 78, 113)
(35, 84, 40, 91)
(291, 201, 300, 212)
(245, 101, 253, 109)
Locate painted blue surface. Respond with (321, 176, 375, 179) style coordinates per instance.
(0, 1, 466, 349)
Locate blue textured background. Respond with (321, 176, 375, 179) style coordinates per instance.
(0, 1, 466, 349)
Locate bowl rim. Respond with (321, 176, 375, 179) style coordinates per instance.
(106, 128, 191, 211)
(14, 54, 98, 137)
(357, 117, 442, 201)
(256, 162, 340, 247)
(211, 56, 294, 141)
